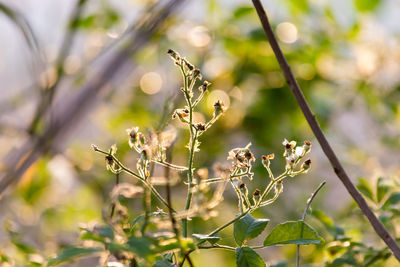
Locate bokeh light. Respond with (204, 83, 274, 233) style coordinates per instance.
(140, 72, 162, 95)
(277, 22, 298, 44)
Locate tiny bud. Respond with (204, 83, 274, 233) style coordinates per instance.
(302, 159, 312, 170)
(195, 123, 206, 131)
(141, 147, 152, 161)
(213, 100, 226, 117)
(239, 183, 246, 189)
(303, 140, 312, 152)
(199, 81, 211, 92)
(184, 59, 194, 71)
(253, 189, 260, 196)
(105, 155, 113, 165)
(244, 149, 255, 162)
(167, 49, 180, 61)
(192, 68, 202, 80)
(91, 144, 99, 151)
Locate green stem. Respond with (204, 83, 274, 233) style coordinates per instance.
(94, 147, 175, 212)
(153, 160, 188, 171)
(182, 129, 197, 237)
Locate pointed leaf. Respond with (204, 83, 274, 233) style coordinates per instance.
(235, 246, 265, 267)
(357, 177, 374, 201)
(263, 221, 323, 246)
(192, 234, 220, 245)
(376, 177, 390, 203)
(154, 259, 174, 267)
(47, 247, 101, 266)
(234, 214, 269, 246)
(382, 192, 400, 210)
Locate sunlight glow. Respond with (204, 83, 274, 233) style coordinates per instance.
(140, 72, 162, 95)
(277, 22, 298, 44)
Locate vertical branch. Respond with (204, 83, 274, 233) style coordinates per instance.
(29, 0, 89, 134)
(109, 172, 120, 218)
(296, 181, 326, 267)
(251, 0, 400, 261)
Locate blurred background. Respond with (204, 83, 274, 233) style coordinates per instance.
(1, 0, 400, 266)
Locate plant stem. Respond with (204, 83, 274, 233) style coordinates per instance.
(93, 147, 175, 212)
(296, 181, 326, 267)
(251, 0, 400, 261)
(180, 63, 198, 238)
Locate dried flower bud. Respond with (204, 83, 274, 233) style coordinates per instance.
(195, 123, 206, 131)
(105, 155, 115, 171)
(253, 189, 261, 196)
(303, 140, 312, 153)
(243, 149, 255, 162)
(126, 127, 139, 148)
(213, 100, 226, 117)
(167, 49, 180, 62)
(192, 68, 202, 80)
(172, 109, 190, 123)
(199, 81, 211, 92)
(239, 183, 246, 189)
(184, 59, 194, 71)
(141, 146, 152, 161)
(262, 154, 274, 168)
(302, 159, 312, 170)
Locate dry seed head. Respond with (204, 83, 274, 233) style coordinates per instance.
(199, 81, 211, 92)
(253, 189, 261, 196)
(195, 123, 206, 131)
(167, 49, 180, 61)
(213, 100, 226, 117)
(302, 159, 312, 170)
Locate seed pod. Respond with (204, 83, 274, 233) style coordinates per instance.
(303, 140, 312, 153)
(253, 189, 261, 196)
(213, 100, 226, 117)
(199, 81, 211, 92)
(302, 159, 312, 170)
(195, 123, 206, 131)
(167, 49, 180, 62)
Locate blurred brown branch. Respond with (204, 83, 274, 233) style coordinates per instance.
(251, 0, 400, 261)
(0, 0, 186, 196)
(28, 0, 90, 135)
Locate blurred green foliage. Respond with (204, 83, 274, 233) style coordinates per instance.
(1, 0, 400, 266)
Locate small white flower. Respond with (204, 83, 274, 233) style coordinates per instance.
(295, 146, 304, 157)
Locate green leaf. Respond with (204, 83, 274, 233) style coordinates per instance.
(126, 237, 154, 258)
(80, 225, 114, 243)
(47, 247, 101, 266)
(235, 247, 265, 267)
(192, 233, 220, 244)
(263, 221, 323, 246)
(234, 214, 269, 246)
(357, 177, 374, 201)
(355, 0, 380, 12)
(233, 6, 254, 19)
(154, 259, 174, 267)
(270, 262, 287, 267)
(312, 210, 344, 237)
(376, 177, 390, 203)
(382, 192, 400, 210)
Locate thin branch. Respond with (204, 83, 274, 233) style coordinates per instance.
(109, 172, 120, 218)
(296, 181, 326, 267)
(251, 0, 400, 261)
(0, 0, 186, 196)
(29, 0, 89, 134)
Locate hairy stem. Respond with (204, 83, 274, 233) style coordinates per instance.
(93, 147, 175, 212)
